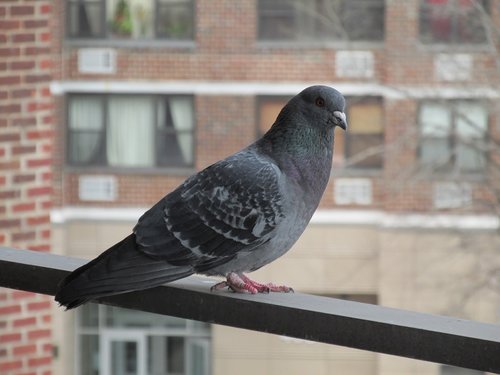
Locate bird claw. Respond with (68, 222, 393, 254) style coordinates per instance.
(210, 273, 293, 294)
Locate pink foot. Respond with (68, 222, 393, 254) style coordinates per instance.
(210, 273, 294, 294)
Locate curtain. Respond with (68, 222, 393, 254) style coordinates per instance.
(169, 97, 194, 165)
(73, 1, 102, 37)
(107, 96, 155, 167)
(69, 96, 103, 164)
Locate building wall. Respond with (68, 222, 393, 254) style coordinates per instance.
(51, 0, 500, 213)
(25, 0, 500, 374)
(0, 1, 55, 374)
(51, 216, 500, 375)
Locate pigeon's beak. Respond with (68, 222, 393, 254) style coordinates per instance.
(333, 111, 347, 131)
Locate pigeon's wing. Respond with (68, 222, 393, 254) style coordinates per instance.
(133, 150, 285, 268)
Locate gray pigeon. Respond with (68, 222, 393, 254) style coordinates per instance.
(55, 85, 347, 309)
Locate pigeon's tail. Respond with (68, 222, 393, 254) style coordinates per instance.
(55, 234, 194, 309)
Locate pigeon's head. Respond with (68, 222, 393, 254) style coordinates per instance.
(295, 85, 347, 131)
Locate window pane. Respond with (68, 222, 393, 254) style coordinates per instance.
(69, 96, 104, 131)
(346, 98, 384, 169)
(258, 0, 384, 42)
(111, 340, 138, 374)
(107, 96, 155, 167)
(349, 101, 383, 134)
(420, 103, 451, 137)
(294, 0, 323, 41)
(167, 337, 185, 373)
(457, 143, 485, 171)
(455, 102, 487, 171)
(68, 96, 104, 165)
(148, 336, 186, 374)
(157, 132, 193, 166)
(419, 0, 489, 44)
(80, 335, 99, 375)
(342, 0, 385, 41)
(156, 0, 194, 40)
(189, 339, 210, 375)
(107, 0, 134, 38)
(347, 134, 384, 168)
(68, 0, 104, 38)
(77, 307, 211, 375)
(455, 102, 488, 138)
(258, 0, 296, 40)
(79, 303, 99, 328)
(106, 0, 157, 39)
(157, 97, 194, 167)
(420, 137, 451, 169)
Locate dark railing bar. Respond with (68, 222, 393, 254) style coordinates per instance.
(1, 246, 500, 373)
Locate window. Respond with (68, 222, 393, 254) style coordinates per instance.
(258, 0, 385, 42)
(77, 304, 211, 375)
(344, 97, 384, 169)
(67, 0, 194, 40)
(257, 96, 384, 170)
(67, 94, 195, 168)
(419, 101, 488, 173)
(419, 0, 490, 44)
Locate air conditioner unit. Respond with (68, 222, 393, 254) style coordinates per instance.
(78, 48, 116, 74)
(79, 175, 117, 202)
(334, 178, 373, 205)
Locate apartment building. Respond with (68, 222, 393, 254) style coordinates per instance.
(2, 0, 499, 374)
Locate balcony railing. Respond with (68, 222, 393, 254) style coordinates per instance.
(1, 246, 499, 373)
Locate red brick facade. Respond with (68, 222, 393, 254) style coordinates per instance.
(51, 0, 499, 213)
(1, 1, 499, 373)
(0, 1, 54, 374)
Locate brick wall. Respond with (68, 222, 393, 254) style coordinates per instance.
(51, 0, 500, 213)
(0, 1, 54, 375)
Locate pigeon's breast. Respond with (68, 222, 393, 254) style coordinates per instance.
(205, 182, 314, 275)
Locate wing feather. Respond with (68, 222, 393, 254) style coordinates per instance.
(133, 149, 285, 268)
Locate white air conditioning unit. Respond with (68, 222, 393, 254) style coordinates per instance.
(335, 51, 374, 79)
(433, 182, 472, 209)
(78, 48, 116, 74)
(79, 175, 117, 202)
(434, 54, 472, 82)
(334, 178, 373, 205)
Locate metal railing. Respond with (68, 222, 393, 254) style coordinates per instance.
(1, 246, 499, 373)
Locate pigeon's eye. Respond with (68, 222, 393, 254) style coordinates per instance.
(315, 97, 325, 107)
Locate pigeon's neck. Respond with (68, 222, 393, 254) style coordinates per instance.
(258, 123, 334, 197)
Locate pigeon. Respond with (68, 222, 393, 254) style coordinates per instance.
(55, 85, 347, 309)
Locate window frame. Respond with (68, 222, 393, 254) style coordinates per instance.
(75, 303, 212, 375)
(417, 99, 489, 176)
(65, 93, 196, 172)
(343, 96, 385, 171)
(418, 0, 491, 47)
(257, 0, 386, 45)
(65, 0, 196, 44)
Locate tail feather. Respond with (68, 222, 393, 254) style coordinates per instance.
(55, 234, 194, 309)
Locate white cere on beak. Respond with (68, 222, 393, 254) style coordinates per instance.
(333, 111, 347, 130)
(333, 111, 346, 124)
